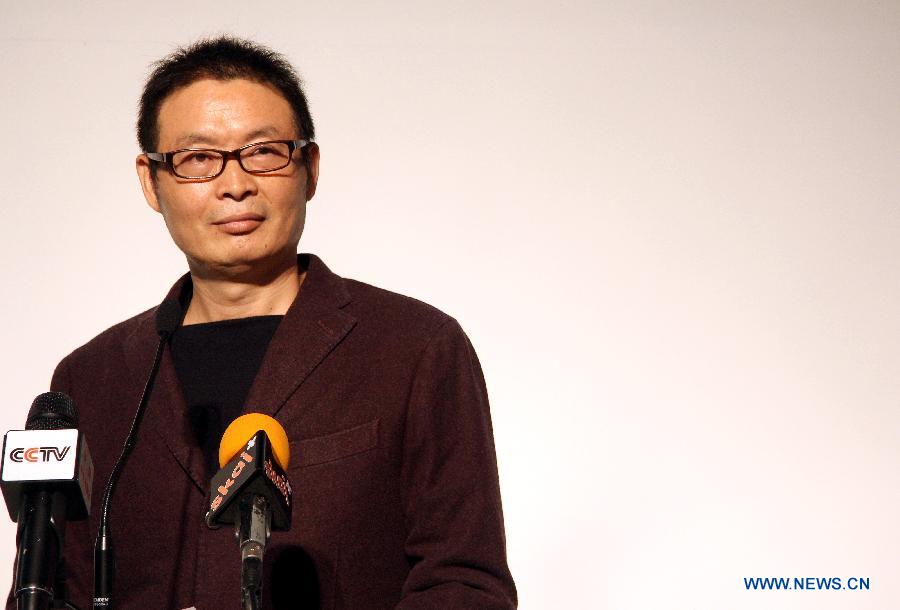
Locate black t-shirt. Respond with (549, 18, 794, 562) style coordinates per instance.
(170, 315, 282, 476)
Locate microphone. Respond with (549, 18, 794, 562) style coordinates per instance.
(1, 392, 93, 610)
(93, 299, 182, 610)
(206, 413, 292, 610)
(154, 298, 182, 340)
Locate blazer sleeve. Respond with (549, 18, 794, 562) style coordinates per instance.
(397, 319, 517, 609)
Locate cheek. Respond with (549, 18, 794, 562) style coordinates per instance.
(156, 189, 210, 242)
(268, 182, 307, 229)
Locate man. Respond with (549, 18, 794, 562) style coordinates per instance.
(8, 37, 515, 609)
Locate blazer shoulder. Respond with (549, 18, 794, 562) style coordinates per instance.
(57, 306, 158, 372)
(342, 277, 454, 335)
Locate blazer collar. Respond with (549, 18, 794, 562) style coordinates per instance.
(141, 253, 357, 491)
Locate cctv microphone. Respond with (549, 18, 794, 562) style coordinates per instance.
(1, 392, 93, 610)
(93, 299, 182, 610)
(205, 413, 292, 610)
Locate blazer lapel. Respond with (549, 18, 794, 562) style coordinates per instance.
(131, 273, 208, 493)
(145, 346, 208, 492)
(245, 254, 357, 418)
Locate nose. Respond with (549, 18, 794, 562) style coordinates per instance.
(215, 155, 257, 201)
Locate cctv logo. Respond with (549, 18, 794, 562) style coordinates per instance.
(10, 446, 72, 463)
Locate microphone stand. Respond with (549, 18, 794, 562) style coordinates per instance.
(237, 495, 270, 610)
(15, 487, 66, 610)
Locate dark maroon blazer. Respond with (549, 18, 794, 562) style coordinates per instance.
(7, 254, 516, 609)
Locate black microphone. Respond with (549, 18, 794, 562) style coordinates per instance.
(154, 298, 182, 340)
(205, 414, 292, 610)
(93, 299, 181, 610)
(1, 392, 93, 610)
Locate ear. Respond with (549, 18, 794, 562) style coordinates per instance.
(304, 143, 321, 201)
(136, 154, 163, 213)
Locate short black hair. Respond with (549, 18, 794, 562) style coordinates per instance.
(137, 36, 315, 153)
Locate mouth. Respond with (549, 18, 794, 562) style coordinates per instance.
(212, 213, 265, 235)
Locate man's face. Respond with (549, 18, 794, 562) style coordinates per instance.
(136, 78, 319, 277)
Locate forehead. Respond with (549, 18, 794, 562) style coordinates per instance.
(156, 78, 295, 149)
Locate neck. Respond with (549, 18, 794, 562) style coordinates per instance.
(183, 255, 304, 324)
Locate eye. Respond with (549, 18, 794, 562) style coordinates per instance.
(250, 142, 291, 158)
(184, 151, 213, 163)
(171, 149, 221, 177)
(249, 145, 277, 157)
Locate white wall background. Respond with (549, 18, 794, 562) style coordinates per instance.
(1, 2, 898, 608)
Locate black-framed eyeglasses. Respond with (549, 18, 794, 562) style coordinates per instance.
(145, 139, 310, 180)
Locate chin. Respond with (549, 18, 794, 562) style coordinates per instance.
(189, 248, 295, 276)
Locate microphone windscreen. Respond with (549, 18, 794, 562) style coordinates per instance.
(26, 392, 78, 430)
(219, 413, 290, 470)
(155, 299, 183, 339)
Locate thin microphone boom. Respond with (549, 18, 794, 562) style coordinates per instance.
(93, 299, 181, 610)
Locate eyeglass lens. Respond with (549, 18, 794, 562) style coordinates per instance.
(171, 142, 293, 178)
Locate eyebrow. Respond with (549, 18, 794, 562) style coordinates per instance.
(172, 126, 283, 149)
